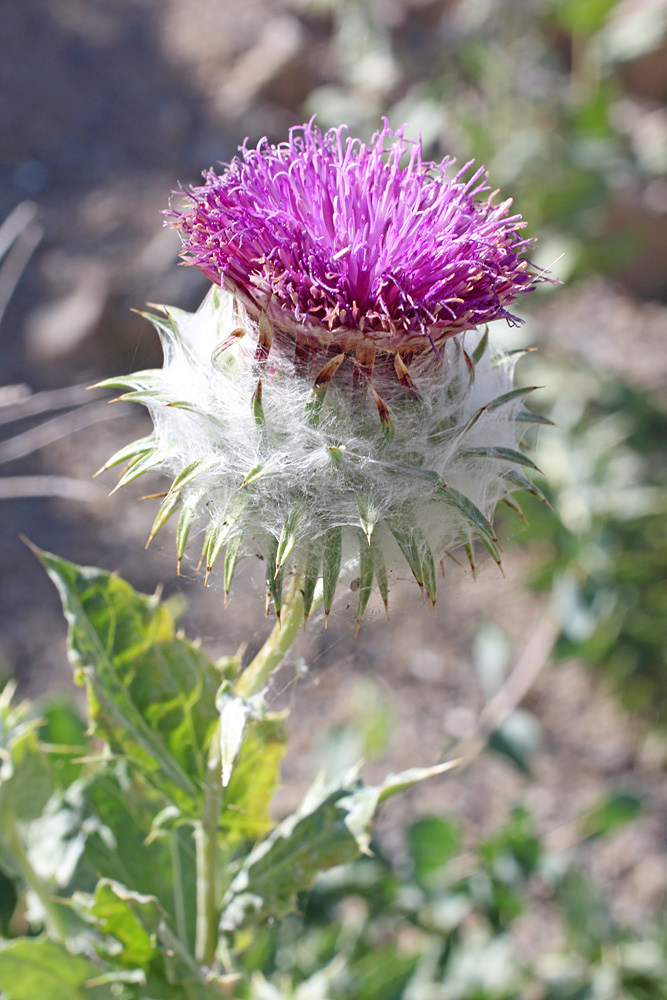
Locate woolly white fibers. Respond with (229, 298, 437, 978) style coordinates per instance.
(99, 285, 544, 628)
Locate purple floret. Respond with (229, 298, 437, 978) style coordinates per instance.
(167, 120, 545, 351)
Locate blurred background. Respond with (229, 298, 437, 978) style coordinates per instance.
(1, 0, 666, 995)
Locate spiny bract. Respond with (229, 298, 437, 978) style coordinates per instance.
(97, 288, 549, 630)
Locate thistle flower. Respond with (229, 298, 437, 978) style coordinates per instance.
(98, 121, 549, 629)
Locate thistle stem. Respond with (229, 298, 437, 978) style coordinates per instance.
(195, 730, 223, 967)
(235, 572, 305, 698)
(194, 571, 305, 967)
(4, 806, 67, 942)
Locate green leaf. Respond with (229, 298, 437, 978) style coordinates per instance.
(39, 700, 87, 790)
(0, 685, 54, 823)
(216, 682, 252, 788)
(219, 760, 457, 931)
(80, 768, 197, 952)
(487, 709, 542, 776)
(221, 713, 288, 846)
(0, 868, 17, 936)
(578, 792, 643, 840)
(408, 816, 460, 889)
(38, 551, 220, 813)
(75, 879, 162, 970)
(0, 938, 99, 1000)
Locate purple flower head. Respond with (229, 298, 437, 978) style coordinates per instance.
(168, 120, 545, 353)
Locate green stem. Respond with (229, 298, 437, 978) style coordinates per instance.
(4, 808, 67, 942)
(235, 572, 305, 698)
(194, 572, 305, 967)
(169, 830, 188, 950)
(195, 730, 223, 967)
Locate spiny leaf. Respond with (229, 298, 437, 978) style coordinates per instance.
(146, 490, 182, 548)
(463, 446, 541, 472)
(252, 377, 265, 429)
(387, 518, 423, 591)
(456, 390, 538, 442)
(486, 385, 540, 412)
(275, 508, 304, 577)
(176, 490, 205, 574)
(322, 526, 342, 625)
(94, 370, 161, 393)
(116, 388, 174, 406)
(306, 353, 346, 425)
(265, 536, 283, 621)
(372, 535, 389, 617)
(439, 483, 497, 545)
(212, 327, 246, 365)
(302, 544, 321, 625)
(165, 399, 224, 427)
(223, 535, 243, 605)
(501, 494, 528, 524)
(504, 469, 552, 508)
(169, 455, 218, 495)
(462, 534, 476, 579)
(370, 385, 395, 441)
(355, 536, 374, 636)
(516, 407, 554, 426)
(416, 530, 437, 610)
(462, 344, 475, 383)
(94, 435, 156, 477)
(471, 327, 489, 365)
(477, 531, 504, 575)
(241, 461, 269, 488)
(355, 494, 376, 544)
(255, 312, 273, 365)
(491, 347, 535, 367)
(393, 353, 420, 398)
(205, 497, 248, 582)
(110, 447, 176, 493)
